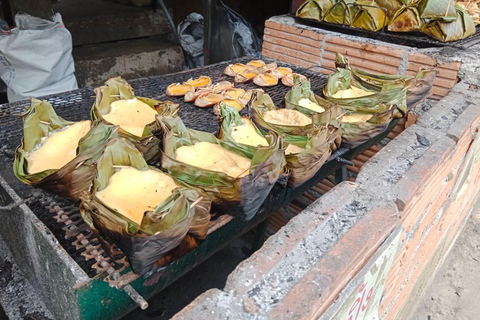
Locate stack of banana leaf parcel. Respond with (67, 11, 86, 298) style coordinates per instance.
(296, 0, 477, 42)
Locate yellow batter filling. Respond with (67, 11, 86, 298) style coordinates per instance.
(26, 120, 91, 174)
(231, 118, 269, 147)
(97, 167, 178, 225)
(263, 109, 312, 126)
(285, 144, 305, 155)
(342, 114, 373, 123)
(103, 98, 157, 137)
(175, 142, 251, 178)
(298, 98, 326, 113)
(331, 86, 373, 99)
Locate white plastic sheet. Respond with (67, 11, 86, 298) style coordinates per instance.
(0, 13, 78, 102)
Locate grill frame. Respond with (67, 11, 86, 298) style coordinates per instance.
(0, 57, 399, 320)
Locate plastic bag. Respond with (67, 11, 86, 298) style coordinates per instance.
(177, 13, 205, 69)
(0, 13, 78, 102)
(208, 0, 262, 63)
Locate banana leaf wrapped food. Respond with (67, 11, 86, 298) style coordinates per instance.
(296, 0, 335, 21)
(91, 76, 179, 163)
(421, 5, 476, 42)
(351, 0, 390, 31)
(388, 6, 425, 32)
(13, 98, 118, 199)
(417, 0, 457, 21)
(334, 53, 436, 107)
(80, 137, 211, 275)
(324, 63, 408, 147)
(324, 0, 356, 25)
(156, 113, 286, 221)
(250, 90, 342, 187)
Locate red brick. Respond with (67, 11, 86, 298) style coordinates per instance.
(408, 52, 437, 65)
(447, 104, 480, 142)
(432, 76, 458, 89)
(395, 136, 456, 212)
(322, 43, 402, 68)
(265, 20, 323, 41)
(263, 35, 320, 56)
(268, 207, 399, 320)
(322, 52, 399, 74)
(430, 86, 451, 97)
(262, 48, 317, 69)
(325, 35, 405, 58)
(264, 28, 320, 48)
(263, 42, 319, 64)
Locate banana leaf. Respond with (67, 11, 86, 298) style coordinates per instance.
(324, 67, 408, 118)
(374, 0, 403, 19)
(284, 76, 343, 150)
(351, 1, 389, 31)
(249, 91, 340, 187)
(156, 114, 286, 221)
(324, 0, 355, 25)
(341, 105, 398, 147)
(417, 0, 456, 21)
(296, 0, 335, 21)
(388, 6, 424, 32)
(91, 76, 179, 163)
(421, 5, 475, 41)
(335, 53, 436, 107)
(13, 98, 118, 199)
(217, 104, 279, 159)
(79, 137, 210, 275)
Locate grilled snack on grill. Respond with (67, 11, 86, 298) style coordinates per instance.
(282, 73, 307, 87)
(92, 76, 178, 163)
(253, 74, 279, 87)
(80, 137, 210, 275)
(166, 83, 194, 97)
(14, 98, 117, 199)
(156, 113, 285, 221)
(250, 91, 342, 187)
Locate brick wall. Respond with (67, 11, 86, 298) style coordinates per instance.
(262, 16, 462, 100)
(171, 82, 480, 320)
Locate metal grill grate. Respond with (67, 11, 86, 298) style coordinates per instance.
(0, 57, 328, 280)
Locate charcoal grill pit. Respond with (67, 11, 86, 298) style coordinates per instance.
(0, 57, 326, 279)
(0, 57, 399, 320)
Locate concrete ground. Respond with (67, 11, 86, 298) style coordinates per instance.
(412, 216, 480, 320)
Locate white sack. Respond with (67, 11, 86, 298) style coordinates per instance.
(0, 13, 78, 102)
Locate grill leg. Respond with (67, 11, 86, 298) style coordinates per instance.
(335, 165, 347, 184)
(251, 219, 268, 252)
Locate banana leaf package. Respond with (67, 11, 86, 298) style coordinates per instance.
(156, 113, 286, 221)
(374, 0, 404, 19)
(388, 6, 425, 32)
(351, 1, 390, 31)
(324, 63, 408, 147)
(296, 0, 335, 21)
(335, 53, 436, 107)
(417, 0, 457, 21)
(249, 90, 341, 187)
(80, 138, 211, 275)
(324, 0, 355, 25)
(92, 76, 179, 163)
(421, 5, 476, 42)
(14, 98, 118, 199)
